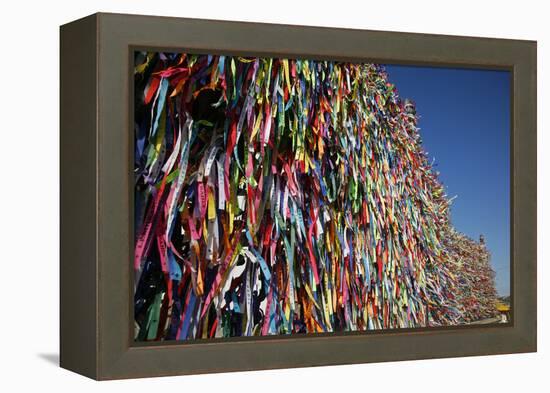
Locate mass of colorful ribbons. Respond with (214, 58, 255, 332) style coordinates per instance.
(442, 230, 499, 323)
(133, 52, 499, 341)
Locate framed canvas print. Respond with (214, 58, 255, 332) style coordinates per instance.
(60, 12, 537, 380)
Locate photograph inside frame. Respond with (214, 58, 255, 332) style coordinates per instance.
(132, 51, 511, 342)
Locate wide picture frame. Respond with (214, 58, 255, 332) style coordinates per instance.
(60, 12, 537, 380)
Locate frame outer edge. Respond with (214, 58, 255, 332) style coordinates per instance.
(515, 41, 537, 351)
(60, 13, 99, 380)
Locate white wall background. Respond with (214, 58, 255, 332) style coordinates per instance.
(0, 0, 546, 390)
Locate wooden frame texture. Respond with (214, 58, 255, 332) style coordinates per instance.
(60, 12, 537, 380)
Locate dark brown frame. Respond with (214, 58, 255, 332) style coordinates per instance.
(60, 12, 537, 380)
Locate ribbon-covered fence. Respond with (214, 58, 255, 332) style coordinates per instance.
(133, 52, 499, 341)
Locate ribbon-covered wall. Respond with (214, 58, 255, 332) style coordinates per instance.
(442, 230, 499, 322)
(133, 52, 498, 341)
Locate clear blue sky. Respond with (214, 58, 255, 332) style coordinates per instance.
(383, 64, 510, 296)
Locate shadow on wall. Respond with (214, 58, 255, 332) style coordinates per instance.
(38, 353, 59, 366)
